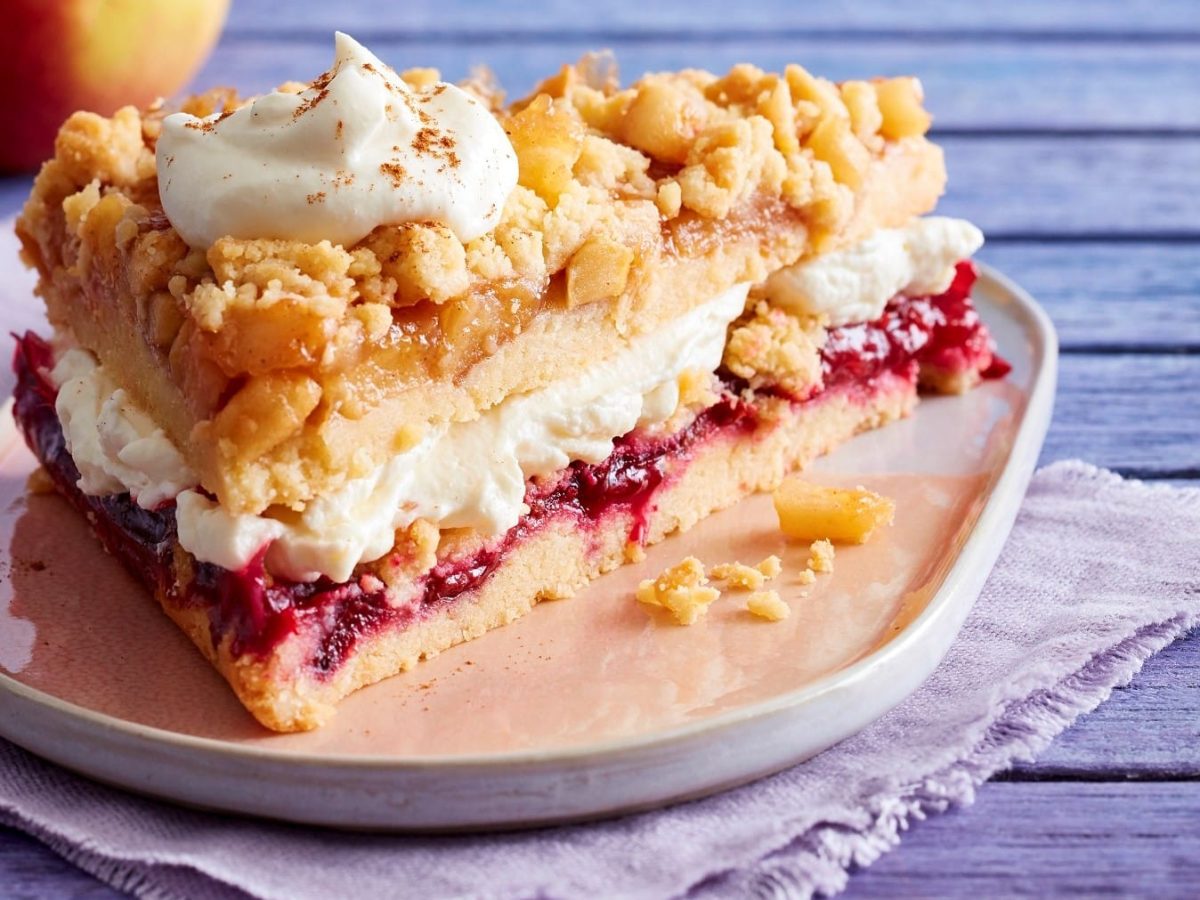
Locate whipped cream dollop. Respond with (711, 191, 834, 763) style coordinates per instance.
(51, 283, 750, 583)
(51, 349, 196, 510)
(765, 217, 984, 327)
(156, 32, 518, 248)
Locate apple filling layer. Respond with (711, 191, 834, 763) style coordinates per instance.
(12, 262, 1001, 678)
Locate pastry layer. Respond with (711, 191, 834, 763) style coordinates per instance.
(17, 60, 946, 516)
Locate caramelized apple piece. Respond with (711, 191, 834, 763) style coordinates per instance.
(505, 93, 585, 204)
(566, 234, 634, 307)
(875, 77, 932, 140)
(772, 478, 895, 544)
(620, 78, 707, 165)
(805, 115, 870, 190)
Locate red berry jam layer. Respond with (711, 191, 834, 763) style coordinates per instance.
(819, 261, 1008, 393)
(11, 262, 1002, 676)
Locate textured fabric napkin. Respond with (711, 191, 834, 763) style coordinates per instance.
(2, 460, 1198, 900)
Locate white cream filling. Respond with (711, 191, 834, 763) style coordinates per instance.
(765, 216, 984, 327)
(50, 350, 196, 511)
(51, 283, 750, 583)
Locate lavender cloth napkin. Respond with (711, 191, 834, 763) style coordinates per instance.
(2, 460, 1198, 900)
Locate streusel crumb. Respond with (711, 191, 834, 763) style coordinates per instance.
(711, 553, 785, 591)
(636, 556, 720, 625)
(808, 539, 835, 573)
(747, 590, 789, 621)
(756, 555, 783, 578)
(724, 301, 826, 396)
(797, 568, 817, 586)
(710, 561, 767, 591)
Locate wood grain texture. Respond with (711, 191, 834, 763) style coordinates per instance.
(844, 781, 1200, 897)
(1011, 631, 1200, 776)
(224, 0, 1200, 35)
(195, 37, 1200, 129)
(978, 243, 1200, 349)
(0, 827, 120, 898)
(938, 137, 1200, 236)
(1042, 355, 1200, 473)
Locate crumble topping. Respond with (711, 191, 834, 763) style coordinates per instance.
(19, 48, 939, 515)
(723, 300, 827, 396)
(710, 555, 783, 591)
(28, 55, 930, 355)
(807, 539, 836, 573)
(710, 560, 768, 590)
(747, 589, 789, 621)
(756, 554, 783, 578)
(636, 556, 721, 625)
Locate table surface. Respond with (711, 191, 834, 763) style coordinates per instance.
(3, 0, 1198, 896)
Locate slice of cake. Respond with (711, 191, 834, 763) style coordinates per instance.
(12, 33, 1004, 731)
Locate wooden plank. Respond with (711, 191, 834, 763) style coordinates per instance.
(225, 0, 1200, 35)
(979, 244, 1200, 350)
(194, 37, 1200, 129)
(938, 137, 1200, 236)
(0, 179, 27, 217)
(1010, 630, 1200, 777)
(1042, 354, 1200, 474)
(844, 781, 1200, 897)
(0, 827, 118, 898)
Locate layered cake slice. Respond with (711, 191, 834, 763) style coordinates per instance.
(13, 33, 1004, 731)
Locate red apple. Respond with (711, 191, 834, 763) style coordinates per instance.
(0, 0, 230, 172)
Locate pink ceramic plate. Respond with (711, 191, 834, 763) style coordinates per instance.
(0, 231, 1055, 828)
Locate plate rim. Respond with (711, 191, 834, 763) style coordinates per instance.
(0, 263, 1057, 775)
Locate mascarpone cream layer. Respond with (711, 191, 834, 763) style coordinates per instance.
(766, 216, 984, 326)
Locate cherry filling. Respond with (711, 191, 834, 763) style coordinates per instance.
(10, 265, 1003, 674)
(820, 261, 1009, 392)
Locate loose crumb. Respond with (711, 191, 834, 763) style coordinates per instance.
(710, 561, 766, 591)
(797, 568, 817, 586)
(747, 590, 789, 621)
(808, 539, 835, 573)
(756, 555, 782, 578)
(624, 542, 646, 563)
(636, 556, 720, 626)
(711, 554, 784, 591)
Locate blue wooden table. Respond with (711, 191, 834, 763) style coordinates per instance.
(3, 1, 1198, 895)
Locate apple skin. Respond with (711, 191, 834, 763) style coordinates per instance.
(0, 0, 230, 172)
